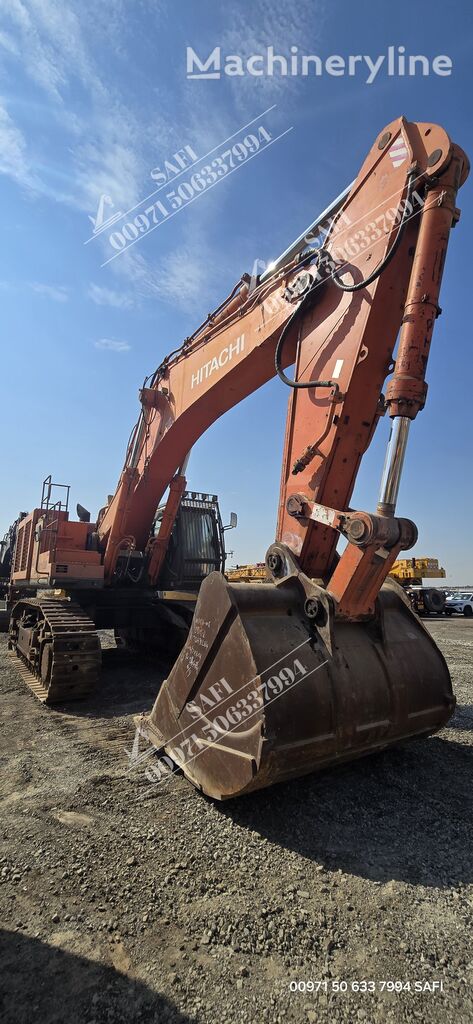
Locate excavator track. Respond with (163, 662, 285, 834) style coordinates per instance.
(8, 598, 101, 704)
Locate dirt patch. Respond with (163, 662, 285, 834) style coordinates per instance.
(0, 621, 472, 1023)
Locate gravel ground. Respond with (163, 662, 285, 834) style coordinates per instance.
(0, 618, 472, 1024)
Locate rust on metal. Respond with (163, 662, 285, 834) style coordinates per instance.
(145, 573, 454, 800)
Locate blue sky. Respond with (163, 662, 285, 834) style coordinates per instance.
(0, 0, 472, 583)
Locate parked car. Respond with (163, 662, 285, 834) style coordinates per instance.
(444, 592, 473, 617)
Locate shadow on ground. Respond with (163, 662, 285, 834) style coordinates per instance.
(218, 734, 473, 888)
(0, 929, 193, 1024)
(52, 645, 169, 721)
(449, 703, 473, 731)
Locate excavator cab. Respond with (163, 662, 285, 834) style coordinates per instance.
(155, 492, 227, 591)
(112, 494, 233, 657)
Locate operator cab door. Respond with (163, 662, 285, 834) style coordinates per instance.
(155, 495, 224, 591)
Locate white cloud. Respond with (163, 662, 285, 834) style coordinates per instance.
(1, 0, 320, 308)
(110, 244, 220, 314)
(150, 246, 213, 309)
(87, 283, 133, 309)
(0, 0, 248, 221)
(94, 337, 130, 352)
(73, 129, 144, 216)
(220, 0, 326, 107)
(0, 278, 69, 300)
(1, 0, 278, 226)
(0, 2, 149, 213)
(5, 0, 105, 103)
(0, 28, 19, 55)
(0, 100, 37, 190)
(30, 281, 69, 301)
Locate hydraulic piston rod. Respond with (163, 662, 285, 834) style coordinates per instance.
(259, 180, 354, 282)
(377, 416, 410, 517)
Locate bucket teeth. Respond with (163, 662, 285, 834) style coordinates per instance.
(145, 572, 454, 800)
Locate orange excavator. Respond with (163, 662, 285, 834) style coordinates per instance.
(7, 116, 469, 799)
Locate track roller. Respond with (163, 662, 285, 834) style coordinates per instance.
(8, 598, 101, 704)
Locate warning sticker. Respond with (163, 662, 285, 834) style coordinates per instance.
(388, 137, 408, 169)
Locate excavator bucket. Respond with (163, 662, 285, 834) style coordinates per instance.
(144, 572, 454, 800)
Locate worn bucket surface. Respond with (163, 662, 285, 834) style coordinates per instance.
(145, 573, 454, 800)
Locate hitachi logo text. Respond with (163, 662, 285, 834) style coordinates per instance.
(191, 335, 245, 389)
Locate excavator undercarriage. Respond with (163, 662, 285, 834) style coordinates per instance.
(9, 598, 101, 703)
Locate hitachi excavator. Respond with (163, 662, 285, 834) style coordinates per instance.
(7, 116, 469, 800)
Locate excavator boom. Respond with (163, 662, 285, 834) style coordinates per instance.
(138, 116, 468, 798)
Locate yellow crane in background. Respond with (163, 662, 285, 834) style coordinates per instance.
(389, 557, 446, 587)
(227, 557, 447, 616)
(227, 557, 446, 587)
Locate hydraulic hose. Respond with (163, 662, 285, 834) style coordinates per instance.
(275, 170, 416, 388)
(274, 266, 335, 390)
(332, 170, 416, 292)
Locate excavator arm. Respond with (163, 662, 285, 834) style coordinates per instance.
(99, 117, 467, 626)
(135, 116, 469, 800)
